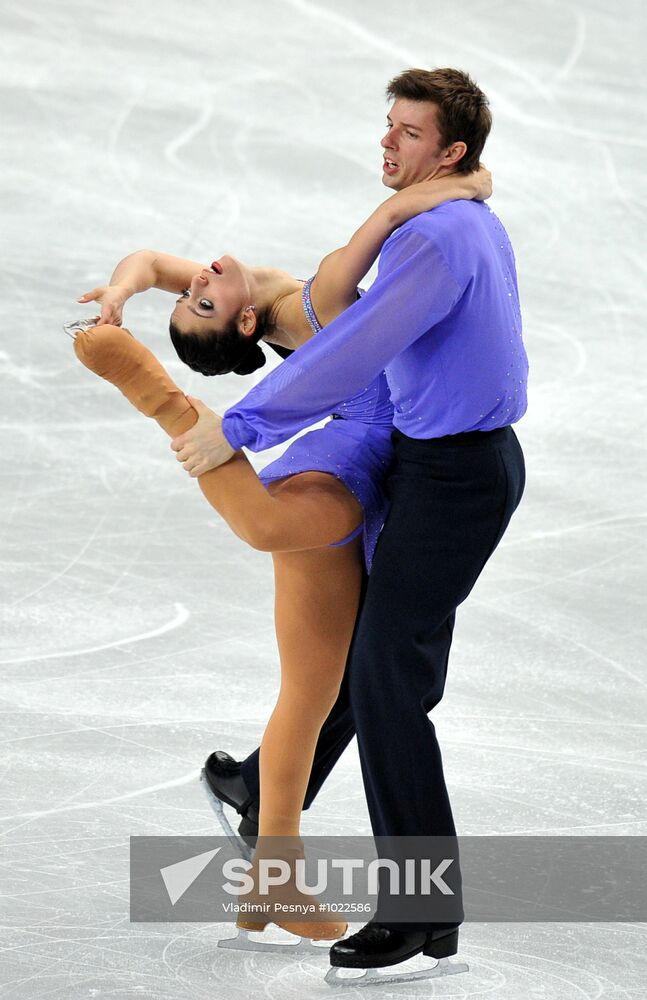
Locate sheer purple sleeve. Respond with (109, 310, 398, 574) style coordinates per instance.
(222, 227, 462, 452)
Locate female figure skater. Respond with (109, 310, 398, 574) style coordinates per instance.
(74, 167, 491, 939)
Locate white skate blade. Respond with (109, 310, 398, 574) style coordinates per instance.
(63, 317, 99, 339)
(324, 956, 469, 988)
(200, 768, 253, 862)
(218, 927, 332, 956)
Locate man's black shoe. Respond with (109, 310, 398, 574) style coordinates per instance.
(203, 751, 259, 844)
(329, 920, 459, 969)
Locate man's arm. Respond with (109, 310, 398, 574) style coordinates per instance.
(223, 227, 462, 452)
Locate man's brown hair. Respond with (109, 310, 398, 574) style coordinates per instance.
(386, 68, 492, 174)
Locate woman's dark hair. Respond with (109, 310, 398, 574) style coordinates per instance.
(169, 314, 267, 376)
(386, 67, 492, 174)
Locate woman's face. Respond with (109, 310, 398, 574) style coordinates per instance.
(171, 255, 250, 335)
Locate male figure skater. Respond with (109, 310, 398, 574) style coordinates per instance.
(173, 67, 528, 974)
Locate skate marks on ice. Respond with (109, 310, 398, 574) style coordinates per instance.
(157, 923, 645, 998)
(0, 603, 190, 666)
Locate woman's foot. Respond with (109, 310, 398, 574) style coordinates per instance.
(72, 324, 196, 437)
(236, 841, 347, 941)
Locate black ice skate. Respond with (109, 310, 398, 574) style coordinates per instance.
(201, 751, 258, 862)
(324, 921, 468, 988)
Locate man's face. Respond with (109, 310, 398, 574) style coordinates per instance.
(381, 99, 448, 190)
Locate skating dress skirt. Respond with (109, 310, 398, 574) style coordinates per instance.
(258, 278, 395, 571)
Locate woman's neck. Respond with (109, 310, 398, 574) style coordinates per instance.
(245, 266, 304, 349)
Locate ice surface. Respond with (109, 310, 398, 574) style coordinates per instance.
(1, 0, 646, 996)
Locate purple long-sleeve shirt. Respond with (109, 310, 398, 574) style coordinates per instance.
(222, 200, 528, 451)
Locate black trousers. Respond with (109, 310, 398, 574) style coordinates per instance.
(241, 425, 526, 924)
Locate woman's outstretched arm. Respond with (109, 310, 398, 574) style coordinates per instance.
(77, 251, 207, 326)
(309, 166, 491, 324)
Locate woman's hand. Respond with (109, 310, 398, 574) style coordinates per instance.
(419, 163, 492, 201)
(384, 164, 493, 229)
(76, 284, 131, 326)
(468, 163, 493, 201)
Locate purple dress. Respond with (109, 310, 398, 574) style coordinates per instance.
(258, 278, 394, 571)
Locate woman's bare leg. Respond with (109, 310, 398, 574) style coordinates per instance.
(73, 324, 363, 550)
(74, 324, 361, 937)
(75, 324, 366, 816)
(258, 531, 364, 838)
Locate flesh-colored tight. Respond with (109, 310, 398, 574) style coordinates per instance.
(74, 325, 364, 839)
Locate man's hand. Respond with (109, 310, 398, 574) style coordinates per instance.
(171, 396, 235, 476)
